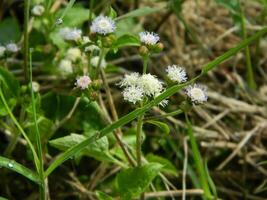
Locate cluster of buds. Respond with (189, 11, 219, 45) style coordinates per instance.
(74, 75, 102, 101)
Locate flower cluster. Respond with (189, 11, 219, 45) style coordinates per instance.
(90, 16, 116, 35)
(119, 73, 165, 105)
(119, 65, 208, 105)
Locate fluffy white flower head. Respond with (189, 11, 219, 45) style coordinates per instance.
(139, 74, 163, 97)
(186, 84, 208, 104)
(122, 86, 144, 104)
(75, 75, 91, 90)
(0, 46, 6, 57)
(31, 5, 45, 16)
(32, 81, 40, 92)
(90, 56, 107, 69)
(66, 48, 82, 62)
(119, 73, 140, 87)
(90, 16, 116, 35)
(139, 31, 160, 45)
(6, 43, 19, 53)
(166, 65, 187, 83)
(60, 27, 82, 41)
(59, 59, 73, 75)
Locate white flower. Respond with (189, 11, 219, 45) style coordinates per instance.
(139, 31, 160, 45)
(90, 16, 116, 35)
(85, 45, 100, 53)
(75, 75, 91, 90)
(166, 65, 187, 83)
(32, 81, 40, 92)
(0, 46, 6, 57)
(139, 74, 163, 97)
(90, 56, 107, 68)
(6, 43, 19, 53)
(119, 73, 140, 87)
(31, 5, 45, 16)
(122, 86, 144, 104)
(59, 59, 73, 75)
(66, 48, 81, 62)
(185, 84, 208, 104)
(59, 27, 82, 41)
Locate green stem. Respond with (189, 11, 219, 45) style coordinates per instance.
(142, 55, 149, 74)
(136, 115, 143, 166)
(240, 1, 256, 89)
(29, 50, 46, 200)
(89, 0, 94, 27)
(136, 114, 144, 200)
(185, 113, 212, 199)
(23, 0, 30, 83)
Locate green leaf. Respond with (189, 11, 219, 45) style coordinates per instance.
(96, 191, 113, 200)
(0, 67, 20, 116)
(0, 156, 40, 184)
(116, 6, 165, 21)
(170, 0, 183, 14)
(56, 6, 90, 27)
(146, 120, 170, 135)
(0, 18, 21, 43)
(0, 196, 8, 200)
(108, 7, 117, 19)
(49, 133, 113, 162)
(44, 28, 267, 177)
(146, 154, 178, 177)
(113, 34, 140, 49)
(117, 163, 162, 200)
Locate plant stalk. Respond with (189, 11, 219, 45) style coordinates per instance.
(23, 0, 30, 83)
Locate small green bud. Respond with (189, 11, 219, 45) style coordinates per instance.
(102, 34, 116, 47)
(91, 80, 102, 90)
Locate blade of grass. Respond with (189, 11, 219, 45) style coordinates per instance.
(0, 156, 40, 184)
(185, 113, 212, 199)
(44, 27, 267, 178)
(204, 161, 218, 199)
(29, 49, 46, 200)
(115, 6, 165, 21)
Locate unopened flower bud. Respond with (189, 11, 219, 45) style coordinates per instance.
(91, 80, 102, 90)
(102, 34, 116, 47)
(154, 42, 164, 52)
(139, 45, 149, 56)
